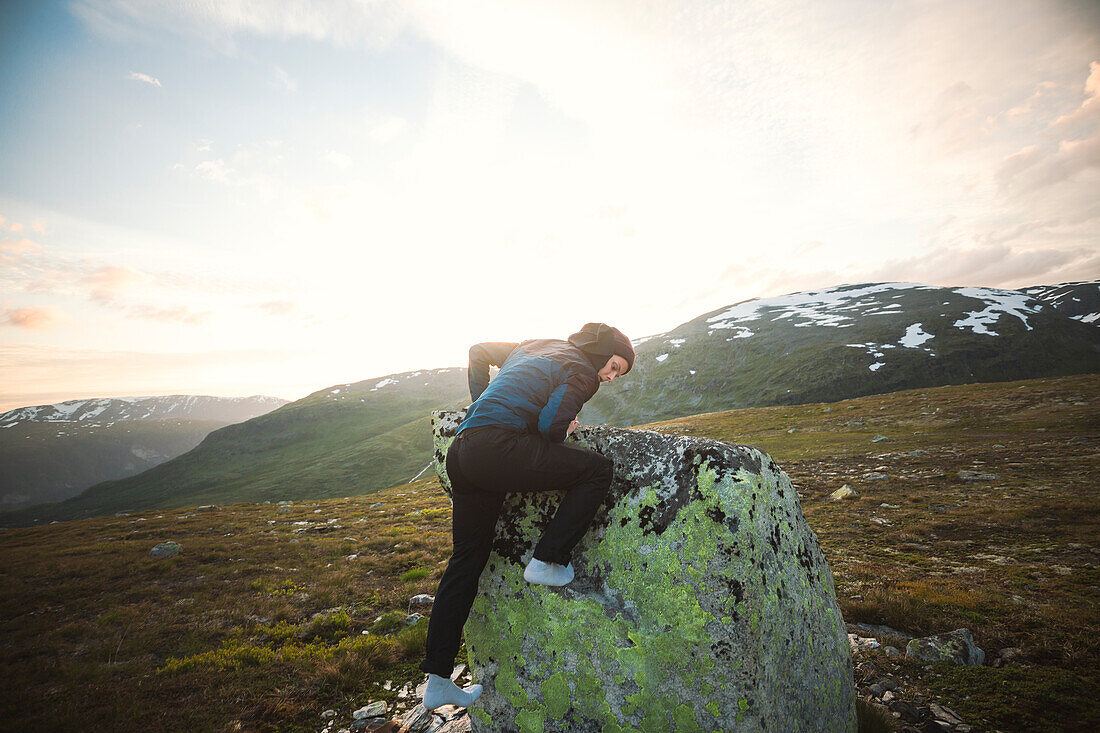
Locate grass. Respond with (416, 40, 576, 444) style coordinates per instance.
(0, 374, 1096, 731)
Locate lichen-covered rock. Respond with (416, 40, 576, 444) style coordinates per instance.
(149, 541, 181, 558)
(430, 411, 855, 732)
(905, 628, 985, 666)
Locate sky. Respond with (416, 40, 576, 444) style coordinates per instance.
(1, 0, 1097, 411)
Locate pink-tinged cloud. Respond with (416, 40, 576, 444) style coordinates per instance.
(0, 238, 43, 262)
(82, 265, 150, 304)
(8, 221, 24, 233)
(126, 304, 210, 325)
(31, 221, 46, 234)
(257, 300, 297, 317)
(4, 306, 65, 331)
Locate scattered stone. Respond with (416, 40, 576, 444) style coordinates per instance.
(906, 628, 985, 666)
(405, 613, 424, 625)
(787, 428, 798, 434)
(848, 634, 881, 652)
(872, 434, 890, 442)
(848, 622, 913, 641)
(870, 516, 890, 525)
(992, 443, 1006, 449)
(882, 690, 896, 703)
(879, 678, 898, 691)
(370, 503, 383, 508)
(992, 647, 1023, 667)
(449, 663, 466, 681)
(884, 646, 901, 658)
(277, 500, 292, 505)
(321, 710, 337, 719)
(352, 701, 387, 721)
(398, 705, 434, 733)
(957, 470, 999, 482)
(343, 537, 357, 542)
(149, 541, 181, 558)
(879, 503, 900, 509)
(906, 449, 927, 457)
(822, 407, 833, 412)
(929, 702, 964, 724)
(410, 594, 435, 608)
(830, 485, 859, 501)
(869, 683, 884, 697)
(864, 471, 889, 481)
(1068, 436, 1088, 443)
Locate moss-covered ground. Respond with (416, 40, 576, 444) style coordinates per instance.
(0, 374, 1095, 731)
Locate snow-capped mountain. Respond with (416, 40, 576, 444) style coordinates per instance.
(1020, 281, 1099, 324)
(580, 281, 1099, 426)
(0, 395, 288, 511)
(0, 394, 287, 428)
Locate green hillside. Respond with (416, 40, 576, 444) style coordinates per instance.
(1, 369, 468, 524)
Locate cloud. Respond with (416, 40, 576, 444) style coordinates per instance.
(82, 265, 150, 304)
(126, 304, 210, 324)
(127, 71, 162, 87)
(0, 238, 43, 262)
(324, 150, 352, 169)
(997, 62, 1100, 194)
(3, 306, 65, 331)
(195, 158, 234, 182)
(257, 300, 297, 317)
(272, 66, 297, 92)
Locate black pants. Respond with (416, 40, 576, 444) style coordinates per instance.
(418, 425, 614, 678)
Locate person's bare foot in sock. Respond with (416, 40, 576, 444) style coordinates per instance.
(524, 557, 574, 586)
(423, 673, 483, 710)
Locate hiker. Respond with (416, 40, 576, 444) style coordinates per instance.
(419, 322, 635, 711)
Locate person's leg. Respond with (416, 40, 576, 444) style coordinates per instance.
(419, 435, 504, 684)
(459, 430, 614, 567)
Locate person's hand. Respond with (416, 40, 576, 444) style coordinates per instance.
(566, 419, 580, 436)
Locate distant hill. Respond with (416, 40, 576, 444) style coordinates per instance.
(0, 371, 468, 524)
(5, 281, 1096, 527)
(0, 395, 286, 510)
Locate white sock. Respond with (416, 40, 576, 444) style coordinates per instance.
(422, 673, 483, 710)
(523, 558, 575, 586)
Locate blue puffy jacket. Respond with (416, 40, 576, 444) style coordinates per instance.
(456, 339, 601, 443)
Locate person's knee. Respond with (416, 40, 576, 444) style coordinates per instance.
(591, 454, 614, 488)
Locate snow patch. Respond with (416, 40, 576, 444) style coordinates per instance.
(370, 378, 399, 391)
(899, 323, 934, 348)
(706, 282, 932, 330)
(952, 287, 1038, 336)
(869, 362, 884, 371)
(655, 353, 669, 362)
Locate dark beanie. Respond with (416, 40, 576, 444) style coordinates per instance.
(567, 323, 636, 374)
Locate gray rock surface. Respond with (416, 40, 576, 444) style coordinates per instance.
(430, 410, 855, 732)
(905, 628, 985, 666)
(148, 541, 181, 558)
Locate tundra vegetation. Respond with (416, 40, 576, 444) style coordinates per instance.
(0, 374, 1096, 731)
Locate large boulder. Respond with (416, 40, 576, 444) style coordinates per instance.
(430, 411, 855, 732)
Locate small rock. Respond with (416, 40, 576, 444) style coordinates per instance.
(957, 470, 999, 482)
(992, 444, 1006, 449)
(787, 428, 798, 434)
(830, 485, 859, 501)
(929, 702, 965, 726)
(870, 517, 890, 525)
(399, 705, 434, 733)
(405, 612, 425, 625)
(450, 663, 467, 681)
(906, 628, 985, 666)
(864, 471, 889, 481)
(882, 690, 896, 703)
(410, 594, 435, 608)
(907, 450, 927, 457)
(370, 503, 383, 508)
(869, 683, 884, 698)
(149, 541, 182, 558)
(884, 646, 901, 658)
(879, 679, 898, 691)
(321, 710, 337, 719)
(879, 503, 900, 509)
(343, 537, 358, 542)
(352, 701, 387, 720)
(872, 434, 890, 442)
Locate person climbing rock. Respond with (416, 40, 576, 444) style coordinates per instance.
(418, 322, 635, 711)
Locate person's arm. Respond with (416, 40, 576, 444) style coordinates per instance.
(467, 342, 519, 401)
(537, 371, 598, 443)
